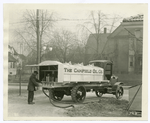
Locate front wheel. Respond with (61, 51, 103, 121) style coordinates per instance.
(71, 85, 86, 103)
(95, 90, 103, 97)
(115, 86, 124, 99)
(49, 89, 64, 101)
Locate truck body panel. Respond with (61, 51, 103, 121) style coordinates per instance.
(32, 60, 104, 83)
(27, 60, 124, 103)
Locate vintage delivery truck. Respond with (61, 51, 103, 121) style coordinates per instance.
(28, 60, 124, 103)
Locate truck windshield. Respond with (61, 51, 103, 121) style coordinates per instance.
(91, 62, 105, 69)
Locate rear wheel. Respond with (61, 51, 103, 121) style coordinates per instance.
(95, 90, 103, 97)
(71, 85, 86, 103)
(49, 89, 64, 101)
(115, 86, 124, 99)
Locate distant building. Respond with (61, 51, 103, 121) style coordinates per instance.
(8, 45, 18, 75)
(85, 14, 143, 73)
(85, 28, 110, 64)
(8, 45, 26, 75)
(9, 41, 32, 57)
(104, 14, 143, 73)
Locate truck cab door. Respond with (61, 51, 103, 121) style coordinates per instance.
(104, 63, 112, 80)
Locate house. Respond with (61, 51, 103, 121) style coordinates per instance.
(8, 52, 17, 75)
(85, 28, 110, 64)
(103, 14, 143, 73)
(8, 45, 26, 75)
(18, 54, 26, 66)
(8, 45, 18, 75)
(85, 14, 143, 73)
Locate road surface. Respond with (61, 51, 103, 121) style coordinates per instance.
(8, 83, 129, 117)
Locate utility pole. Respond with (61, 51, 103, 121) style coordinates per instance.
(36, 9, 40, 64)
(17, 61, 22, 96)
(36, 9, 40, 80)
(19, 42, 22, 96)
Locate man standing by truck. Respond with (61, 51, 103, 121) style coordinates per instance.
(27, 71, 41, 104)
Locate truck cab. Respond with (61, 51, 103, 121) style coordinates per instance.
(89, 60, 113, 80)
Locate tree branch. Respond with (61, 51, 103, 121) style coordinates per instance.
(15, 30, 37, 52)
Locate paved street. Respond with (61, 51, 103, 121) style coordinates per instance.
(8, 83, 129, 101)
(8, 83, 129, 117)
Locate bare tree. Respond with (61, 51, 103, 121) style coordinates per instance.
(50, 29, 78, 63)
(74, 31, 89, 64)
(14, 9, 56, 63)
(78, 11, 122, 60)
(79, 11, 106, 55)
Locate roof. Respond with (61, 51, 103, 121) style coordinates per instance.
(89, 60, 112, 64)
(26, 60, 103, 71)
(86, 33, 110, 54)
(39, 61, 62, 66)
(18, 54, 26, 60)
(26, 60, 62, 67)
(26, 64, 39, 67)
(8, 52, 17, 62)
(123, 14, 143, 22)
(108, 16, 143, 38)
(107, 24, 122, 38)
(8, 45, 18, 55)
(88, 33, 110, 42)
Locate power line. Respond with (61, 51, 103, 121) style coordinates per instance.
(9, 17, 123, 25)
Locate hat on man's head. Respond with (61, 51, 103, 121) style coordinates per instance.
(34, 71, 38, 74)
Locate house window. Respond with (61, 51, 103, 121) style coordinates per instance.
(129, 38, 135, 51)
(13, 62, 15, 68)
(130, 61, 133, 67)
(10, 62, 15, 68)
(11, 62, 13, 68)
(129, 55, 134, 67)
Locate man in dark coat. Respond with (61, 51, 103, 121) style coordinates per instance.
(27, 71, 41, 104)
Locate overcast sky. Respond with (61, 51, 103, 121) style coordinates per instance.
(9, 4, 145, 33)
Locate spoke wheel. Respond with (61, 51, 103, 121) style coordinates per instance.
(71, 85, 86, 103)
(95, 90, 103, 97)
(49, 89, 64, 101)
(115, 86, 124, 99)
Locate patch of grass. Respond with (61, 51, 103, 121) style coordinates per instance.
(66, 97, 129, 117)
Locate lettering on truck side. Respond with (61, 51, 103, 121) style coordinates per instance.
(64, 68, 103, 74)
(64, 68, 72, 72)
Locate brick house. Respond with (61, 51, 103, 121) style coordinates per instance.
(103, 14, 143, 73)
(85, 28, 110, 64)
(85, 14, 143, 73)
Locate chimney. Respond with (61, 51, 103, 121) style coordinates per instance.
(104, 28, 107, 34)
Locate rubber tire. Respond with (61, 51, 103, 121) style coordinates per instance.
(115, 86, 124, 99)
(49, 89, 64, 101)
(95, 90, 103, 97)
(71, 85, 86, 103)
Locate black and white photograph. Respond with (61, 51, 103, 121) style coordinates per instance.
(3, 3, 148, 121)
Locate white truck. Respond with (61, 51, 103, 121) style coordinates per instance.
(28, 60, 124, 103)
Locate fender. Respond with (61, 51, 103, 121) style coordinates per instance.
(114, 82, 123, 85)
(112, 82, 123, 93)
